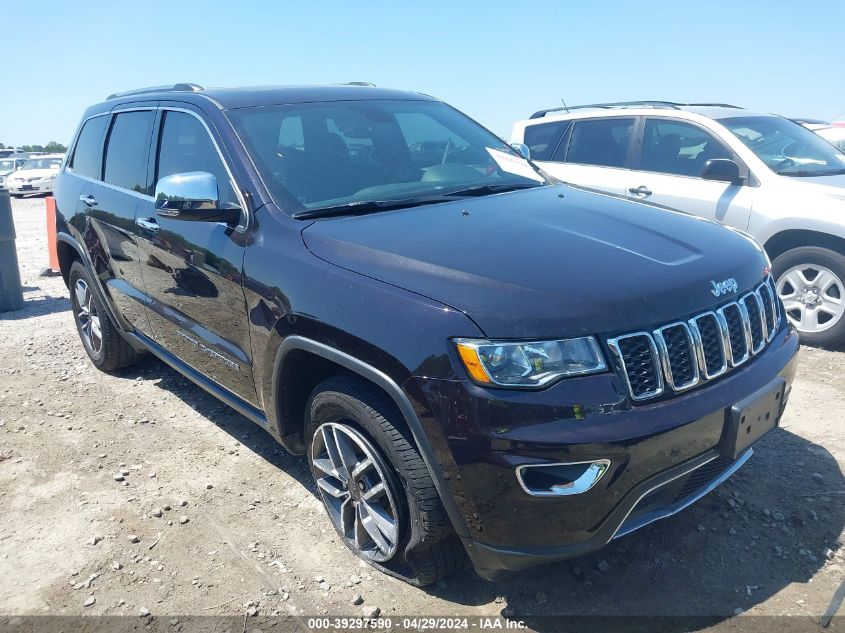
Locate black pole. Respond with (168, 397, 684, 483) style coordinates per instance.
(0, 189, 24, 312)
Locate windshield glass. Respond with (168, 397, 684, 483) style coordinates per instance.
(226, 99, 545, 214)
(21, 157, 63, 170)
(0, 160, 14, 171)
(720, 116, 845, 176)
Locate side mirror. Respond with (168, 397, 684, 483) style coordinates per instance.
(701, 159, 743, 185)
(154, 172, 241, 223)
(510, 143, 531, 160)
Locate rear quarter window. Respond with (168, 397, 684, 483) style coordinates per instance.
(70, 116, 109, 179)
(523, 121, 568, 161)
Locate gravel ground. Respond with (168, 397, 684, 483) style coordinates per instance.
(1, 195, 844, 630)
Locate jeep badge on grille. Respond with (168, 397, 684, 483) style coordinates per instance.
(710, 277, 739, 297)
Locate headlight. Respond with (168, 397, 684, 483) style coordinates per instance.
(454, 337, 607, 387)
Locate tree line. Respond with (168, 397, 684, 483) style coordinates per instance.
(0, 141, 67, 153)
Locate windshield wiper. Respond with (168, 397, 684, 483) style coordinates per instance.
(294, 183, 545, 219)
(777, 168, 845, 177)
(441, 182, 543, 197)
(293, 196, 462, 220)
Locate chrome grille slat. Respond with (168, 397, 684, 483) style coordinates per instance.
(653, 322, 699, 391)
(757, 281, 778, 341)
(607, 332, 664, 401)
(688, 312, 728, 379)
(717, 302, 750, 367)
(741, 292, 766, 354)
(609, 276, 781, 401)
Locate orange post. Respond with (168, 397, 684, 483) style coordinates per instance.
(45, 196, 60, 273)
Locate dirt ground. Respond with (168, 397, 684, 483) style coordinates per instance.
(1, 195, 844, 630)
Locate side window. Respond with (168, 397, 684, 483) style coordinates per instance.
(103, 111, 154, 193)
(642, 119, 732, 177)
(523, 121, 568, 161)
(156, 111, 234, 205)
(562, 118, 635, 168)
(70, 115, 109, 179)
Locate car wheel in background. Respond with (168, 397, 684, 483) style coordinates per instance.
(773, 246, 845, 348)
(306, 375, 465, 586)
(69, 260, 138, 371)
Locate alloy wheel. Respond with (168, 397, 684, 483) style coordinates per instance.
(777, 264, 844, 333)
(310, 422, 401, 562)
(74, 279, 103, 355)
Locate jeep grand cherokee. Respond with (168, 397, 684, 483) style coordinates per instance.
(53, 83, 799, 585)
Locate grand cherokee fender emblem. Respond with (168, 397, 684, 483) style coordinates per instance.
(710, 277, 739, 297)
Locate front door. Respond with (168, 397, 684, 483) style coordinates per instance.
(626, 117, 755, 230)
(134, 108, 258, 405)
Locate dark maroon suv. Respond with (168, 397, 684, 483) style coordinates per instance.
(53, 83, 799, 584)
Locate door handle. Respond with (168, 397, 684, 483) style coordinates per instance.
(136, 217, 160, 234)
(79, 194, 98, 207)
(628, 186, 652, 196)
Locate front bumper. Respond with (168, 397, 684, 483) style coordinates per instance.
(7, 181, 54, 194)
(413, 326, 799, 579)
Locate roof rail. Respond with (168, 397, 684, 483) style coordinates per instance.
(683, 102, 742, 108)
(343, 81, 376, 87)
(529, 101, 682, 119)
(529, 100, 744, 119)
(106, 83, 204, 100)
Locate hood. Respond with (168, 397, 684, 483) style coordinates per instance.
(779, 172, 845, 201)
(302, 185, 770, 338)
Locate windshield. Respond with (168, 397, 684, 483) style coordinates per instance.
(226, 99, 546, 215)
(21, 157, 63, 170)
(0, 160, 14, 171)
(720, 116, 845, 176)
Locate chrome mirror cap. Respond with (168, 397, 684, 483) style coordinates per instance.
(154, 171, 219, 216)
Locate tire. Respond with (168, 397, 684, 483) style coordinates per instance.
(772, 246, 845, 348)
(305, 375, 465, 586)
(69, 260, 138, 371)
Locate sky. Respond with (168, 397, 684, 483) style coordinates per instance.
(2, 0, 844, 147)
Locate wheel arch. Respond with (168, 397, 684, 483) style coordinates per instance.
(269, 335, 472, 541)
(56, 237, 80, 287)
(764, 229, 845, 262)
(56, 232, 134, 337)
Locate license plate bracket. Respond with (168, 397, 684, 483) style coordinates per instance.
(722, 377, 785, 459)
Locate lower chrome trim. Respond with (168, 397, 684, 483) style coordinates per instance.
(516, 459, 611, 497)
(611, 448, 753, 540)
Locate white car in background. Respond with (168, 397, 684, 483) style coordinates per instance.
(816, 126, 845, 153)
(0, 156, 27, 189)
(5, 154, 64, 197)
(511, 101, 845, 347)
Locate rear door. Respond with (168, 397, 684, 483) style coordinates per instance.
(530, 116, 637, 195)
(134, 107, 258, 404)
(68, 107, 156, 333)
(626, 117, 755, 229)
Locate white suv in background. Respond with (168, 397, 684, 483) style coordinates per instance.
(511, 101, 845, 347)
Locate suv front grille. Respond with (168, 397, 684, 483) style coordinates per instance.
(608, 277, 780, 401)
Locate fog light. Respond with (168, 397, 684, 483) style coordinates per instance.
(516, 460, 610, 497)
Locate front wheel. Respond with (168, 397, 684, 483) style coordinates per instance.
(305, 375, 465, 585)
(772, 246, 845, 348)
